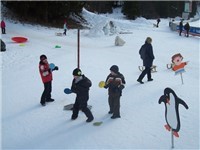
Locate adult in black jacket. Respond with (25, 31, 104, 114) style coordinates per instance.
(104, 65, 125, 119)
(71, 68, 94, 122)
(179, 20, 183, 36)
(156, 18, 160, 27)
(137, 37, 155, 84)
(184, 22, 190, 37)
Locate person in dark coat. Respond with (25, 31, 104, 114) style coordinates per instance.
(39, 55, 58, 106)
(63, 20, 67, 35)
(156, 18, 160, 27)
(71, 68, 94, 122)
(1, 39, 6, 52)
(104, 65, 126, 119)
(1, 20, 6, 34)
(184, 22, 190, 37)
(137, 37, 155, 84)
(179, 20, 183, 36)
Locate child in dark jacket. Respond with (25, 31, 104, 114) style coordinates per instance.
(104, 65, 125, 119)
(71, 68, 94, 122)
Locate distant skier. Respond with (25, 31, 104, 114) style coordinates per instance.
(39, 55, 58, 106)
(70, 68, 94, 122)
(156, 18, 160, 27)
(104, 65, 126, 119)
(184, 22, 190, 37)
(137, 37, 155, 84)
(63, 20, 67, 35)
(179, 20, 183, 36)
(1, 19, 6, 34)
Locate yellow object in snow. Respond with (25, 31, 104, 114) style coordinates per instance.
(98, 81, 105, 88)
(19, 43, 25, 46)
(93, 121, 103, 126)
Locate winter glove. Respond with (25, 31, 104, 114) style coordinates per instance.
(53, 66, 59, 71)
(104, 84, 109, 89)
(118, 85, 124, 90)
(113, 85, 124, 93)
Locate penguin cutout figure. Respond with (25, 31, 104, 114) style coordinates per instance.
(158, 87, 189, 137)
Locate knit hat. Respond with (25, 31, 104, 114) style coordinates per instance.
(40, 54, 47, 61)
(73, 68, 82, 76)
(110, 65, 119, 74)
(145, 37, 152, 44)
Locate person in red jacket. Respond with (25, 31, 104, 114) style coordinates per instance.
(1, 20, 6, 34)
(39, 54, 58, 106)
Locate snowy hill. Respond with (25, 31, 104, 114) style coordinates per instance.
(1, 7, 199, 150)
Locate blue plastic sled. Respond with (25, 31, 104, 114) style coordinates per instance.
(64, 88, 72, 94)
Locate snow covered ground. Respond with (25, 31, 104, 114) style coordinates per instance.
(1, 7, 200, 150)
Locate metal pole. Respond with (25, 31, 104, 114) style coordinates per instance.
(171, 130, 174, 149)
(77, 29, 80, 69)
(180, 73, 184, 84)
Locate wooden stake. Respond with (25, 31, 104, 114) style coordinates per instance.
(77, 29, 80, 69)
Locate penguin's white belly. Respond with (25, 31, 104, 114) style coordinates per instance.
(166, 98, 178, 129)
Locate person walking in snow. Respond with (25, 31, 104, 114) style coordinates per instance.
(1, 20, 6, 34)
(184, 22, 190, 37)
(156, 18, 160, 27)
(137, 37, 155, 84)
(63, 21, 67, 35)
(179, 20, 183, 36)
(70, 68, 94, 123)
(39, 55, 58, 106)
(104, 65, 125, 119)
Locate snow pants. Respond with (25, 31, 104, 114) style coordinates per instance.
(40, 81, 52, 104)
(1, 28, 5, 34)
(72, 96, 93, 119)
(138, 66, 151, 81)
(108, 93, 121, 117)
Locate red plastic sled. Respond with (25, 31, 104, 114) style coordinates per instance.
(11, 37, 28, 43)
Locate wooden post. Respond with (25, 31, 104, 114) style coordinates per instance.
(77, 29, 80, 69)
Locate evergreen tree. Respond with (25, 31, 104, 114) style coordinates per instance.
(4, 1, 85, 25)
(2, 1, 198, 27)
(122, 1, 139, 19)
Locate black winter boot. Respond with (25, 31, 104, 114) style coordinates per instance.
(82, 107, 94, 122)
(71, 115, 78, 120)
(137, 79, 144, 84)
(86, 116, 94, 122)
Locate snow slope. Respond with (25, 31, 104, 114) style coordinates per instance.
(1, 8, 200, 150)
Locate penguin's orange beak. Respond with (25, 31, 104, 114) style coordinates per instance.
(167, 98, 170, 105)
